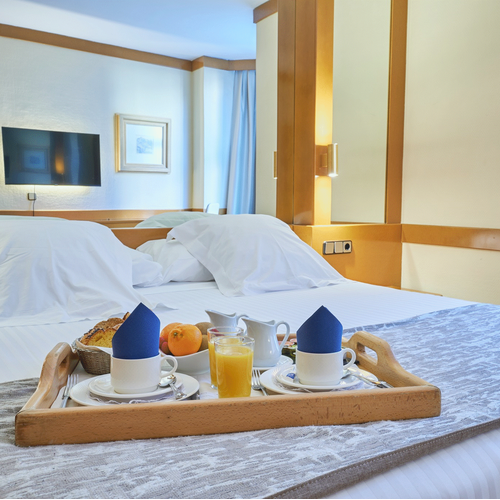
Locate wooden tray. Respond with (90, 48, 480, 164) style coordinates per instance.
(15, 331, 440, 447)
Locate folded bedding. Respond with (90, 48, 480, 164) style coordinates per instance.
(0, 218, 163, 327)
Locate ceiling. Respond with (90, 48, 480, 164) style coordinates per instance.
(1, 0, 265, 60)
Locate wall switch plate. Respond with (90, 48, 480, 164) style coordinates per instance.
(323, 241, 335, 255)
(334, 241, 344, 254)
(323, 240, 353, 255)
(27, 193, 37, 201)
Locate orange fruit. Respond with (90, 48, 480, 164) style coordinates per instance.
(167, 324, 202, 356)
(159, 322, 182, 354)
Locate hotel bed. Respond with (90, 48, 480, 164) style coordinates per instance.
(1, 214, 499, 499)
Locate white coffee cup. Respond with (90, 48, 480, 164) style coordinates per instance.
(295, 348, 356, 386)
(110, 353, 178, 394)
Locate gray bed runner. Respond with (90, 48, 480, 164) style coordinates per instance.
(1, 303, 500, 499)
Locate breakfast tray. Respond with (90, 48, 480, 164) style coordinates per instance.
(15, 331, 440, 447)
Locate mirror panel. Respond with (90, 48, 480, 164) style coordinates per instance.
(331, 0, 391, 223)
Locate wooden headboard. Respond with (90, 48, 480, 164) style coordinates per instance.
(111, 227, 171, 248)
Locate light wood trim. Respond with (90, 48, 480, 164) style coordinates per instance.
(293, 223, 402, 288)
(112, 227, 171, 249)
(385, 0, 408, 224)
(0, 209, 202, 228)
(229, 59, 256, 71)
(293, 0, 317, 225)
(0, 24, 255, 73)
(0, 23, 192, 71)
(253, 0, 278, 24)
(402, 224, 500, 252)
(192, 56, 256, 71)
(276, 0, 296, 223)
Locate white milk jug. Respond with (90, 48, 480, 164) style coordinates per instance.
(205, 310, 248, 328)
(242, 318, 291, 367)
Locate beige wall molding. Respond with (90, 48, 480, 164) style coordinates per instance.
(253, 0, 278, 24)
(0, 24, 255, 72)
(191, 56, 256, 71)
(0, 209, 203, 228)
(402, 224, 500, 252)
(0, 23, 192, 71)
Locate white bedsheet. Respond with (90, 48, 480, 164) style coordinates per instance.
(4, 280, 495, 500)
(0, 280, 473, 384)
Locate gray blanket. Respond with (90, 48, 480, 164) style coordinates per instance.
(1, 303, 500, 499)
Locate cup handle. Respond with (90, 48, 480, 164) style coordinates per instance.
(276, 321, 291, 351)
(160, 353, 178, 374)
(342, 348, 356, 369)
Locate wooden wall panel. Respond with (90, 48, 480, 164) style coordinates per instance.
(276, 0, 296, 223)
(293, 224, 402, 288)
(112, 228, 171, 248)
(385, 0, 408, 223)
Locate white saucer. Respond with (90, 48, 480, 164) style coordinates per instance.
(70, 373, 200, 406)
(259, 366, 377, 395)
(88, 374, 177, 401)
(275, 365, 367, 391)
(253, 355, 293, 371)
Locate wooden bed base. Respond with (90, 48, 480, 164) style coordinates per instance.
(111, 227, 171, 248)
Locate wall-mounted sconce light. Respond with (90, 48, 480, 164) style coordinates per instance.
(327, 143, 338, 177)
(315, 143, 338, 177)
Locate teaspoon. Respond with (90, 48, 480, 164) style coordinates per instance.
(159, 374, 187, 399)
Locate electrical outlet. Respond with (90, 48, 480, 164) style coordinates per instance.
(323, 240, 353, 255)
(343, 240, 352, 253)
(27, 193, 37, 201)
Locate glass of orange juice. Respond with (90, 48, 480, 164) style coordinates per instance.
(214, 336, 254, 398)
(207, 327, 244, 389)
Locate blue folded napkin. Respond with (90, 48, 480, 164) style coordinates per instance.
(112, 303, 161, 359)
(296, 306, 343, 353)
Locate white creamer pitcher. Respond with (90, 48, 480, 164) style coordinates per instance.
(205, 310, 248, 328)
(242, 317, 291, 367)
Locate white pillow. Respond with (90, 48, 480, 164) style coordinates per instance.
(135, 211, 216, 228)
(167, 214, 346, 296)
(137, 239, 214, 283)
(0, 219, 156, 327)
(123, 247, 163, 287)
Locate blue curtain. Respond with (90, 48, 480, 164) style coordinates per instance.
(226, 70, 256, 214)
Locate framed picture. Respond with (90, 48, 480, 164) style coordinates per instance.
(115, 114, 171, 173)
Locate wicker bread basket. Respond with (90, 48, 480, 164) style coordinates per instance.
(73, 337, 111, 375)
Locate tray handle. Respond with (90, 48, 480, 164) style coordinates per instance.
(20, 342, 79, 411)
(343, 331, 431, 388)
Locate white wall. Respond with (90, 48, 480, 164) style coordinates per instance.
(203, 67, 234, 211)
(401, 0, 500, 304)
(191, 66, 234, 211)
(0, 37, 192, 211)
(255, 13, 277, 217)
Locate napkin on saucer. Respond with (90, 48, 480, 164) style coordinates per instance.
(112, 303, 160, 359)
(296, 306, 343, 353)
